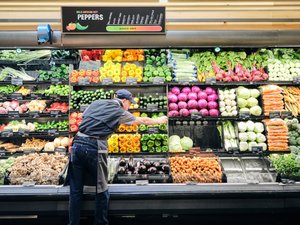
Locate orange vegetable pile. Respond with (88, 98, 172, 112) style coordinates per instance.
(261, 85, 284, 116)
(70, 69, 100, 83)
(108, 134, 140, 153)
(117, 124, 139, 133)
(123, 49, 144, 62)
(263, 118, 289, 151)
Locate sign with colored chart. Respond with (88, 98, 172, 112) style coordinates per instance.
(62, 6, 165, 34)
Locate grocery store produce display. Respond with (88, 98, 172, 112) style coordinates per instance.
(0, 48, 300, 186)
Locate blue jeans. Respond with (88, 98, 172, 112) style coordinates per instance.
(69, 136, 109, 225)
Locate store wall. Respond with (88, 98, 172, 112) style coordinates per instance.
(0, 0, 300, 31)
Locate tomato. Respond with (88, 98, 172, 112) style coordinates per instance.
(70, 124, 79, 132)
(70, 112, 78, 119)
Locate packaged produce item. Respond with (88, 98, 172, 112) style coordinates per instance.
(282, 86, 300, 116)
(261, 85, 284, 116)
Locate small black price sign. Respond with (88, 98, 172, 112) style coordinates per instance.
(0, 93, 7, 100)
(153, 77, 164, 84)
(80, 105, 89, 112)
(239, 111, 250, 120)
(178, 80, 189, 85)
(28, 111, 40, 118)
(18, 128, 29, 137)
(148, 127, 159, 134)
(228, 147, 239, 155)
(54, 147, 67, 155)
(292, 76, 300, 84)
(0, 149, 6, 157)
(251, 146, 263, 154)
(78, 77, 90, 85)
(11, 93, 23, 100)
(147, 104, 158, 111)
(8, 111, 19, 118)
(79, 61, 101, 71)
(48, 129, 59, 136)
(49, 94, 59, 100)
(11, 77, 23, 86)
(191, 112, 202, 120)
(205, 77, 217, 85)
(50, 110, 61, 117)
(1, 129, 13, 137)
(126, 77, 137, 85)
(102, 78, 113, 85)
(51, 78, 62, 84)
(269, 111, 281, 119)
(23, 149, 36, 154)
(281, 111, 293, 119)
(30, 93, 41, 100)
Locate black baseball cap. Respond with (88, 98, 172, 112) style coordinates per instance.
(115, 89, 137, 104)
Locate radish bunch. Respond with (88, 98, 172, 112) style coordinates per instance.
(168, 86, 219, 117)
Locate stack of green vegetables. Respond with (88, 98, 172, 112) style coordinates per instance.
(38, 64, 69, 81)
(269, 154, 300, 179)
(0, 50, 51, 63)
(143, 49, 172, 82)
(222, 121, 238, 151)
(139, 95, 167, 109)
(34, 120, 69, 131)
(71, 89, 114, 110)
(0, 67, 35, 81)
(140, 134, 168, 153)
(168, 135, 193, 152)
(286, 118, 300, 154)
(237, 87, 262, 116)
(44, 85, 69, 96)
(0, 85, 19, 94)
(0, 157, 15, 185)
(139, 112, 167, 133)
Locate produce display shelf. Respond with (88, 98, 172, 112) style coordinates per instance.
(0, 112, 69, 119)
(69, 108, 168, 113)
(0, 131, 69, 138)
(0, 94, 69, 101)
(169, 115, 267, 121)
(0, 80, 69, 85)
(70, 82, 167, 87)
(168, 81, 299, 86)
(109, 152, 169, 156)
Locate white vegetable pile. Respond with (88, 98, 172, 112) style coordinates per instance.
(237, 87, 262, 116)
(223, 121, 238, 151)
(268, 59, 300, 81)
(237, 121, 267, 152)
(219, 89, 238, 117)
(168, 51, 197, 82)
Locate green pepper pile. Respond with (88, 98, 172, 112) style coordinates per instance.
(139, 112, 167, 133)
(44, 85, 69, 96)
(0, 85, 19, 94)
(34, 120, 69, 131)
(38, 64, 69, 81)
(141, 134, 168, 153)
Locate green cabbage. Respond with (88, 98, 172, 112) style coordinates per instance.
(180, 136, 193, 151)
(237, 98, 248, 108)
(237, 87, 251, 99)
(250, 89, 260, 98)
(247, 97, 258, 107)
(249, 105, 262, 116)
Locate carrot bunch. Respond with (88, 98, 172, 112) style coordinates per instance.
(261, 85, 284, 116)
(123, 49, 144, 62)
(70, 69, 100, 83)
(263, 118, 289, 151)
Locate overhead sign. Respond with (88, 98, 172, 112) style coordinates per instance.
(62, 6, 165, 34)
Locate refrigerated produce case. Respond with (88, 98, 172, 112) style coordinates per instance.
(0, 31, 300, 222)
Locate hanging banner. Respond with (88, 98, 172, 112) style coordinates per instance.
(62, 6, 165, 34)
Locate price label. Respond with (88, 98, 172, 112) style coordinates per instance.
(0, 150, 6, 157)
(49, 94, 59, 100)
(269, 111, 281, 119)
(48, 129, 59, 136)
(153, 77, 164, 84)
(50, 110, 61, 117)
(80, 105, 89, 112)
(148, 127, 159, 134)
(18, 128, 29, 137)
(51, 78, 62, 84)
(136, 179, 149, 186)
(102, 78, 113, 85)
(126, 77, 137, 85)
(292, 77, 300, 84)
(281, 111, 292, 119)
(1, 129, 13, 137)
(11, 77, 23, 86)
(30, 93, 41, 100)
(239, 111, 250, 120)
(251, 146, 263, 154)
(28, 111, 40, 118)
(11, 93, 23, 100)
(79, 61, 101, 71)
(23, 149, 36, 154)
(178, 80, 189, 85)
(0, 93, 7, 100)
(8, 111, 19, 118)
(22, 181, 35, 187)
(147, 104, 158, 111)
(78, 77, 90, 85)
(228, 147, 239, 155)
(205, 77, 217, 85)
(191, 112, 202, 120)
(54, 147, 67, 155)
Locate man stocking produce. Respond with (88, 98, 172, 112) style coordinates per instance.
(68, 89, 167, 225)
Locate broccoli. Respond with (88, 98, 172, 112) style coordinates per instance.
(289, 137, 298, 145)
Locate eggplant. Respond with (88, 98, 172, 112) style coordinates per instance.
(144, 160, 151, 168)
(157, 171, 165, 175)
(160, 159, 167, 165)
(153, 161, 161, 169)
(128, 156, 135, 172)
(148, 167, 157, 174)
(162, 165, 170, 174)
(118, 166, 126, 174)
(138, 165, 147, 174)
(119, 158, 126, 167)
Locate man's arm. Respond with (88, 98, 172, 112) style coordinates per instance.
(134, 116, 168, 125)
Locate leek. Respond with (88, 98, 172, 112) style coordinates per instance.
(0, 67, 35, 81)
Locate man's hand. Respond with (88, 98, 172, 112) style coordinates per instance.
(157, 116, 168, 124)
(134, 116, 168, 125)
